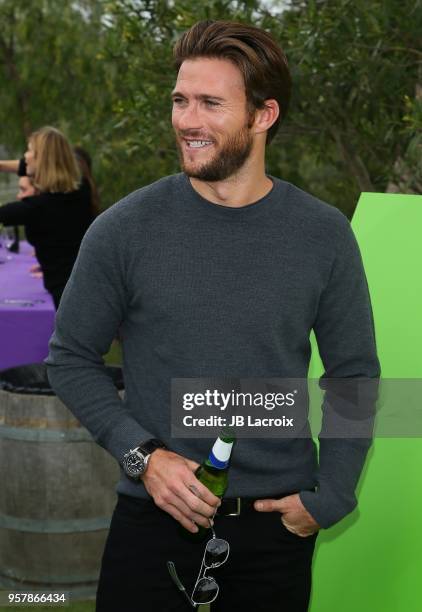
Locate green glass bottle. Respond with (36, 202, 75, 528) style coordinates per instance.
(187, 429, 235, 540)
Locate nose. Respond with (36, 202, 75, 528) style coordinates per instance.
(174, 101, 202, 132)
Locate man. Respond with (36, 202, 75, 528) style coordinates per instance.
(46, 20, 380, 612)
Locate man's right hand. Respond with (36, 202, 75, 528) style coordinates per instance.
(141, 449, 220, 533)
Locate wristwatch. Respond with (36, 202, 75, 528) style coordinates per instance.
(122, 438, 167, 480)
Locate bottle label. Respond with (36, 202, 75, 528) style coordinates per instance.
(208, 438, 233, 469)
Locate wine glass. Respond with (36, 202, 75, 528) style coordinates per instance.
(0, 226, 13, 261)
(4, 227, 15, 250)
(0, 225, 6, 263)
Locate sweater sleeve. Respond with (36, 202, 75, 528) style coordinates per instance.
(0, 198, 37, 225)
(45, 208, 155, 465)
(299, 215, 381, 529)
(18, 158, 27, 176)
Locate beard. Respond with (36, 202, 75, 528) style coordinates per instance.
(176, 122, 253, 182)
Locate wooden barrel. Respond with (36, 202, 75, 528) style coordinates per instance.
(0, 364, 122, 599)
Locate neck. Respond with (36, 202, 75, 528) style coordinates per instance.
(189, 150, 272, 208)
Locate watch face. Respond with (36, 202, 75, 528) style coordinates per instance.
(124, 449, 146, 478)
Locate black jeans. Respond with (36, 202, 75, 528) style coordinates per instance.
(96, 494, 318, 612)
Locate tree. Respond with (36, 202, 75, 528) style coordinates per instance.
(0, 0, 115, 200)
(1, 0, 420, 214)
(261, 0, 422, 215)
(99, 0, 422, 214)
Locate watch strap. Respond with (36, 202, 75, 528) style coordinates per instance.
(137, 438, 167, 456)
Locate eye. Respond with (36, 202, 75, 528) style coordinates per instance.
(172, 97, 185, 106)
(205, 100, 219, 107)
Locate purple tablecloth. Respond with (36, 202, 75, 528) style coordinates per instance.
(0, 241, 55, 371)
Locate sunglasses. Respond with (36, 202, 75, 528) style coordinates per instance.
(167, 524, 230, 608)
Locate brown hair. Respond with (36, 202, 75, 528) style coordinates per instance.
(173, 20, 292, 144)
(29, 126, 81, 193)
(74, 146, 101, 217)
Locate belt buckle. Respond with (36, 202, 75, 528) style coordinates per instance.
(226, 497, 241, 517)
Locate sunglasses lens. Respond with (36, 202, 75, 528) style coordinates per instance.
(193, 577, 219, 604)
(204, 538, 229, 567)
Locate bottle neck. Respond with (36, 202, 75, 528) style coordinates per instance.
(206, 437, 234, 470)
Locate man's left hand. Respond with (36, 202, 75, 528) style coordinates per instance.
(254, 494, 320, 537)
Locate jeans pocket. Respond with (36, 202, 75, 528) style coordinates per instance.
(273, 513, 318, 542)
(113, 493, 155, 525)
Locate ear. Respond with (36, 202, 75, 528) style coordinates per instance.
(252, 99, 280, 136)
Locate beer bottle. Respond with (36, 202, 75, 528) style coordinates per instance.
(188, 429, 235, 539)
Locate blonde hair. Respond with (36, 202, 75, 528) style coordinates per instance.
(29, 126, 81, 193)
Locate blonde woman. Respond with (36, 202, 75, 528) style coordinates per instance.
(0, 127, 96, 308)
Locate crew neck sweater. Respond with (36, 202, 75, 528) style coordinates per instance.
(46, 173, 380, 529)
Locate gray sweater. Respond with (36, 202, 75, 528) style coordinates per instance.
(45, 173, 380, 529)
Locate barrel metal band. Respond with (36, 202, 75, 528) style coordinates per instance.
(0, 512, 111, 533)
(0, 425, 92, 442)
(0, 570, 100, 588)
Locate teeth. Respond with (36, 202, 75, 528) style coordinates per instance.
(187, 140, 212, 148)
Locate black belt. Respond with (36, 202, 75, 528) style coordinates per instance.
(216, 497, 253, 516)
(216, 490, 306, 517)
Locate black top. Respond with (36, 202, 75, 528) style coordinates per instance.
(0, 179, 94, 292)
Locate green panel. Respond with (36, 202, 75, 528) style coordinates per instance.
(309, 192, 422, 612)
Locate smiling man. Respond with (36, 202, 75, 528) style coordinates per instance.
(172, 58, 256, 185)
(46, 20, 380, 612)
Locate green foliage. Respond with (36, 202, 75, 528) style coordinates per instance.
(96, 0, 262, 200)
(0, 0, 107, 141)
(267, 0, 422, 215)
(0, 0, 116, 201)
(0, 0, 420, 215)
